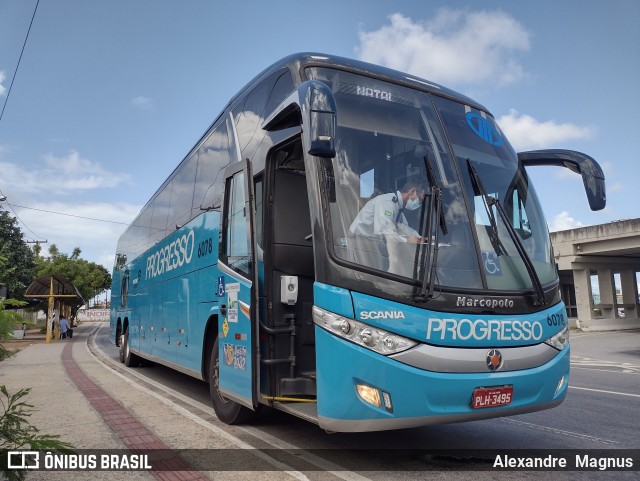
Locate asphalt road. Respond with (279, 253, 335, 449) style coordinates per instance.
(93, 326, 640, 479)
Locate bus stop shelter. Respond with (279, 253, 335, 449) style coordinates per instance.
(24, 274, 84, 343)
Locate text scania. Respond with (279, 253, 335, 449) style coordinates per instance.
(146, 230, 195, 279)
(427, 318, 543, 342)
(360, 311, 405, 320)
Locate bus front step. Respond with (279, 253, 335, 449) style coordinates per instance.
(280, 376, 316, 396)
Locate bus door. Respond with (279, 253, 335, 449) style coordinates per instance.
(217, 158, 259, 409)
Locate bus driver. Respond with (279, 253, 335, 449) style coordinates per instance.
(349, 181, 428, 244)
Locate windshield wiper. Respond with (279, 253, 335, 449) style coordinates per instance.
(466, 159, 507, 257)
(466, 159, 546, 307)
(414, 153, 448, 303)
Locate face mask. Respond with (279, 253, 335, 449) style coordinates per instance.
(405, 197, 421, 211)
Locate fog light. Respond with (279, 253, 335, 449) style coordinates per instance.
(356, 384, 381, 408)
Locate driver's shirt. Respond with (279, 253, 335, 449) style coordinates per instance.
(348, 191, 419, 242)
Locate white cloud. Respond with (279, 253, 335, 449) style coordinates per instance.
(132, 95, 154, 110)
(497, 109, 595, 151)
(0, 150, 130, 195)
(549, 211, 584, 232)
(15, 201, 141, 271)
(356, 9, 530, 87)
(0, 149, 137, 269)
(0, 71, 6, 96)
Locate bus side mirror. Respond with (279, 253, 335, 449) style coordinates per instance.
(518, 149, 606, 211)
(262, 80, 337, 159)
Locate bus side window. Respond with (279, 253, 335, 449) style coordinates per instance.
(168, 153, 197, 229)
(233, 69, 294, 155)
(149, 186, 171, 243)
(194, 119, 233, 214)
(223, 171, 251, 276)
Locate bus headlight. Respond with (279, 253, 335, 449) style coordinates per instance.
(544, 326, 569, 351)
(313, 306, 417, 355)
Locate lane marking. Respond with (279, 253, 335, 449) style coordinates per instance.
(569, 385, 640, 399)
(571, 366, 640, 375)
(571, 329, 640, 339)
(497, 418, 618, 445)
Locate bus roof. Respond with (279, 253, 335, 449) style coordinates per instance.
(129, 52, 489, 229)
(236, 52, 489, 114)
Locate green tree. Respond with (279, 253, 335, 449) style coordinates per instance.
(0, 257, 27, 360)
(0, 212, 36, 301)
(34, 245, 111, 305)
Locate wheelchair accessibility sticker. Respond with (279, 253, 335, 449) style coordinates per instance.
(482, 251, 502, 275)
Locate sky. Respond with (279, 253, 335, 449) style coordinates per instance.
(0, 0, 639, 273)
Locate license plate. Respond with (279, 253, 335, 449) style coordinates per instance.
(472, 385, 513, 409)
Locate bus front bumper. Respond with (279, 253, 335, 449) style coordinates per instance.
(315, 326, 569, 432)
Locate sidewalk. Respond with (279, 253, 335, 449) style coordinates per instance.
(0, 323, 154, 480)
(0, 322, 266, 481)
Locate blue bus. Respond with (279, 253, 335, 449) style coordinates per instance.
(110, 53, 605, 432)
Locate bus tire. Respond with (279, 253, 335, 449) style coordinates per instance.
(118, 332, 125, 363)
(122, 329, 140, 367)
(209, 337, 256, 425)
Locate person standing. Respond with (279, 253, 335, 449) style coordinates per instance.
(59, 315, 69, 340)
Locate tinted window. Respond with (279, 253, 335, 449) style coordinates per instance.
(264, 71, 295, 118)
(149, 186, 171, 243)
(224, 171, 250, 276)
(193, 118, 233, 213)
(233, 69, 294, 155)
(167, 153, 197, 229)
(135, 205, 154, 256)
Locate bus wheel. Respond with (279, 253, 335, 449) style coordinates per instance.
(118, 333, 126, 363)
(209, 337, 256, 424)
(122, 329, 140, 367)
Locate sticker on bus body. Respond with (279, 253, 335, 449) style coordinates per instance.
(222, 318, 229, 338)
(223, 343, 246, 371)
(227, 283, 240, 323)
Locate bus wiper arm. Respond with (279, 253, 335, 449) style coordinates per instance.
(492, 191, 547, 307)
(414, 153, 447, 303)
(424, 154, 448, 236)
(466, 159, 507, 257)
(466, 159, 546, 307)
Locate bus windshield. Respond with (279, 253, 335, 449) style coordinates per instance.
(307, 67, 556, 292)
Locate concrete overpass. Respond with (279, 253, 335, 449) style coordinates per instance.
(551, 218, 640, 331)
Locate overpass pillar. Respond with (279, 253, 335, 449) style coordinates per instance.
(620, 269, 639, 318)
(597, 269, 617, 319)
(573, 268, 594, 328)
